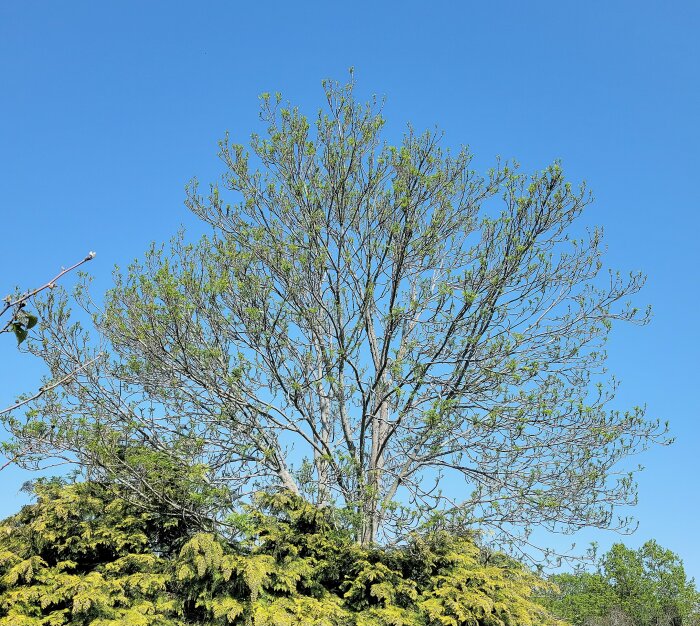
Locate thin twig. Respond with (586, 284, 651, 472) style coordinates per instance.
(0, 454, 21, 472)
(0, 353, 105, 416)
(1, 251, 96, 331)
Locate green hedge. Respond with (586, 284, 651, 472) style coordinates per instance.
(0, 481, 563, 626)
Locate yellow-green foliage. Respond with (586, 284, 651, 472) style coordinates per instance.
(0, 482, 565, 626)
(0, 479, 183, 625)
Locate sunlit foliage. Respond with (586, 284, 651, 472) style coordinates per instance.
(0, 480, 564, 625)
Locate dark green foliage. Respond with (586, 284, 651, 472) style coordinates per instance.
(3, 302, 38, 345)
(0, 481, 564, 625)
(541, 542, 700, 625)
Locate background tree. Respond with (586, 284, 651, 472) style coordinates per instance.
(0, 78, 668, 558)
(542, 541, 700, 625)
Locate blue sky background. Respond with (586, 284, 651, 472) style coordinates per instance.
(1, 1, 698, 576)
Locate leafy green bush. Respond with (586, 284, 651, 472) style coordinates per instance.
(0, 481, 564, 625)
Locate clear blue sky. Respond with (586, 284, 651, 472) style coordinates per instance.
(1, 1, 698, 577)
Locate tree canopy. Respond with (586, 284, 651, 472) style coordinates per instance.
(0, 77, 667, 558)
(541, 541, 700, 625)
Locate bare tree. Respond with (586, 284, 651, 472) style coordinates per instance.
(0, 79, 668, 559)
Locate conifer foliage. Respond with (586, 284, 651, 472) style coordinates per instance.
(0, 480, 563, 625)
(0, 480, 182, 626)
